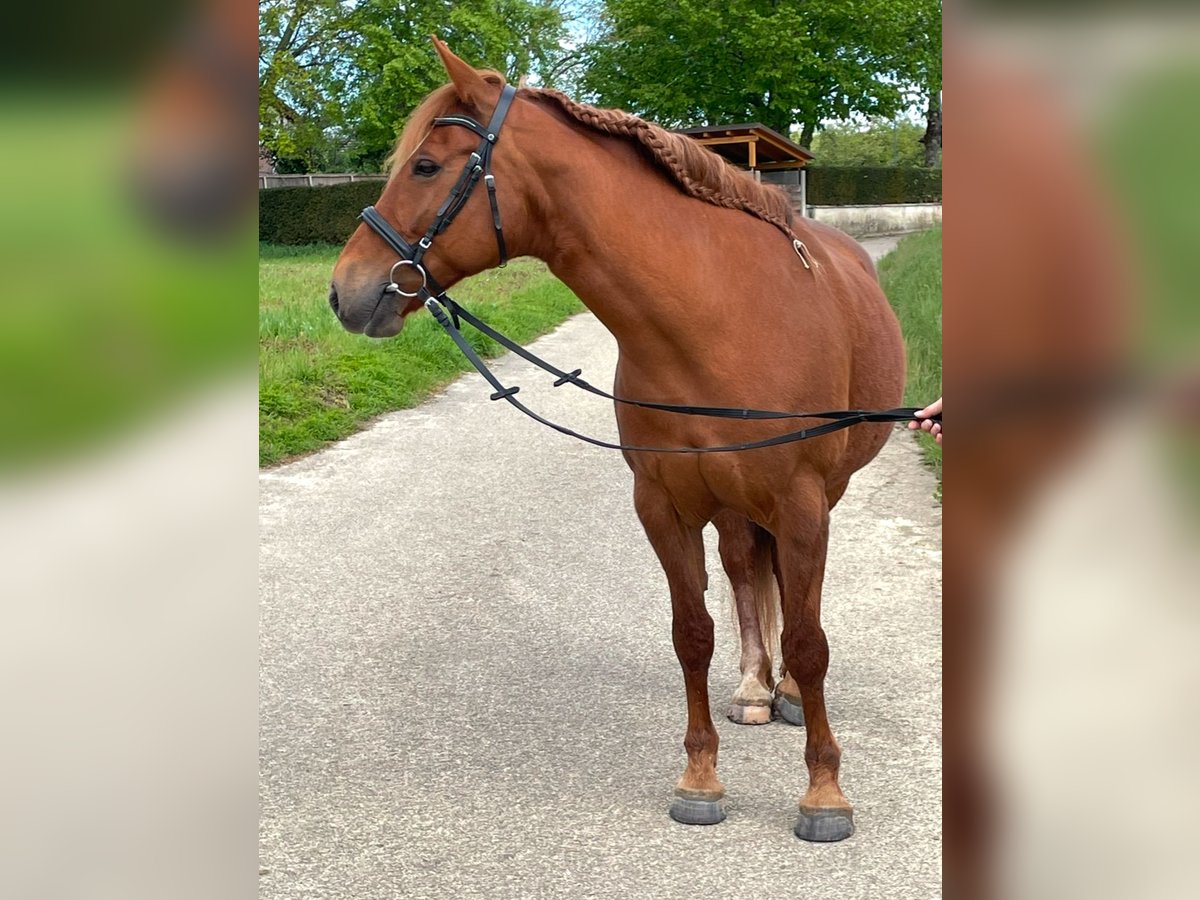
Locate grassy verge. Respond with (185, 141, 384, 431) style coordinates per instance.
(259, 245, 582, 466)
(878, 227, 943, 486)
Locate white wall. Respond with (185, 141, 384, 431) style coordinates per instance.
(259, 173, 387, 189)
(807, 203, 941, 238)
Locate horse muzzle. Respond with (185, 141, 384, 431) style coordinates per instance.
(329, 281, 406, 338)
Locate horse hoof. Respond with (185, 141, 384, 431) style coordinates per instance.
(773, 692, 805, 726)
(727, 701, 772, 725)
(794, 805, 855, 842)
(669, 794, 727, 825)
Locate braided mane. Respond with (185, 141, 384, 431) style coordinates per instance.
(527, 88, 796, 239)
(386, 77, 796, 239)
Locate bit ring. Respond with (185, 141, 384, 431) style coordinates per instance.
(384, 259, 428, 297)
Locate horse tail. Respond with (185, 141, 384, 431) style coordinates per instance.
(716, 512, 781, 685)
(751, 526, 781, 680)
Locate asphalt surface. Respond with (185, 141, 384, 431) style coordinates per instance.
(260, 235, 941, 899)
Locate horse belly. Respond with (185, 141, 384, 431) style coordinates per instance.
(836, 285, 908, 483)
(622, 434, 842, 530)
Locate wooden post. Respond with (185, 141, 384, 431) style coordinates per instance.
(800, 168, 808, 218)
(747, 138, 757, 170)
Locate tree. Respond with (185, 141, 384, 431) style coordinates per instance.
(917, 48, 942, 166)
(259, 1, 568, 173)
(920, 90, 941, 167)
(580, 0, 940, 149)
(896, 0, 942, 166)
(809, 119, 928, 167)
(348, 0, 566, 169)
(259, 1, 359, 172)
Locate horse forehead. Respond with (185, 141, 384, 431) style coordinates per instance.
(418, 123, 475, 152)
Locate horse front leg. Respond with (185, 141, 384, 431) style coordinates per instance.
(773, 478, 854, 841)
(634, 477, 725, 825)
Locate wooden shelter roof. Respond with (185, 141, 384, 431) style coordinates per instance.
(677, 123, 813, 170)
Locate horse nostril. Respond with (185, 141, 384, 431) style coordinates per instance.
(328, 285, 340, 316)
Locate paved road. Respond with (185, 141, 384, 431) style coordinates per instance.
(260, 234, 940, 899)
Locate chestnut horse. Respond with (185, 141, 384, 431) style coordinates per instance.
(330, 39, 905, 841)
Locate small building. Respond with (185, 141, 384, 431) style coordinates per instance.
(677, 123, 813, 217)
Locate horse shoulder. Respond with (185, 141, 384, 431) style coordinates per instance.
(803, 219, 879, 282)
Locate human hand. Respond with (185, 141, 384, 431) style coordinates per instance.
(908, 396, 942, 444)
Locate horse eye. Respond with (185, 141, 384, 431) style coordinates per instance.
(413, 158, 441, 178)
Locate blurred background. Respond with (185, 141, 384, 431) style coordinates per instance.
(0, 1, 1197, 898)
(0, 2, 258, 899)
(948, 3, 1200, 899)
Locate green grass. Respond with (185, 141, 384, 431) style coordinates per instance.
(878, 227, 943, 484)
(259, 245, 582, 466)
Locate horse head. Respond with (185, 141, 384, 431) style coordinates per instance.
(330, 38, 538, 338)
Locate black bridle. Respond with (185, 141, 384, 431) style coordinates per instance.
(357, 84, 940, 452)
(360, 83, 517, 300)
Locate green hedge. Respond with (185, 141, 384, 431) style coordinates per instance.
(258, 181, 387, 245)
(807, 167, 941, 206)
(259, 166, 941, 244)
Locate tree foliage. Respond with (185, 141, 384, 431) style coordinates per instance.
(580, 0, 941, 147)
(809, 119, 929, 167)
(348, 0, 565, 170)
(899, 0, 942, 165)
(259, 1, 567, 172)
(258, 1, 942, 172)
(259, 1, 358, 172)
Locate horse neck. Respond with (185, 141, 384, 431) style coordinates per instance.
(515, 123, 744, 352)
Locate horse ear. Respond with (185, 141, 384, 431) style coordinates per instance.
(431, 36, 490, 108)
